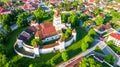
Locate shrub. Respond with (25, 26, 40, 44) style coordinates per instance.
(61, 51, 69, 61)
(105, 54, 115, 64)
(31, 39, 43, 46)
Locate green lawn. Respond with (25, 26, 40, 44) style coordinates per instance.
(3, 26, 87, 67)
(5, 27, 28, 58)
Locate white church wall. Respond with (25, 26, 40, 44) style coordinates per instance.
(65, 36, 74, 47)
(39, 47, 55, 54)
(42, 35, 61, 43)
(23, 43, 34, 53)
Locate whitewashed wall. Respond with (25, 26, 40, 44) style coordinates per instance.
(65, 37, 74, 47)
(40, 47, 55, 54)
(23, 43, 34, 53)
(42, 35, 61, 43)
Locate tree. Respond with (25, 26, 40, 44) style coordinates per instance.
(0, 31, 5, 44)
(80, 14, 88, 21)
(34, 6, 45, 22)
(61, 28, 72, 40)
(80, 57, 102, 67)
(95, 0, 99, 2)
(88, 29, 96, 37)
(31, 39, 43, 46)
(50, 58, 55, 66)
(72, 1, 78, 10)
(110, 9, 120, 22)
(29, 64, 37, 67)
(64, 2, 71, 11)
(81, 43, 88, 51)
(95, 15, 104, 25)
(16, 12, 29, 27)
(46, 1, 49, 6)
(83, 20, 93, 27)
(68, 13, 79, 27)
(61, 51, 69, 61)
(1, 14, 11, 26)
(61, 14, 67, 23)
(93, 9, 100, 16)
(3, 25, 11, 33)
(105, 54, 115, 64)
(0, 53, 7, 67)
(106, 40, 114, 46)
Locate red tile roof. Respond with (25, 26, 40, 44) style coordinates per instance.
(0, 7, 11, 14)
(49, 0, 60, 3)
(110, 33, 120, 40)
(95, 24, 112, 31)
(22, 3, 35, 9)
(40, 22, 53, 28)
(100, 13, 105, 18)
(43, 26, 56, 35)
(35, 22, 57, 39)
(89, 0, 95, 3)
(35, 30, 44, 39)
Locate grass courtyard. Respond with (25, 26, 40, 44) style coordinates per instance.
(4, 26, 87, 67)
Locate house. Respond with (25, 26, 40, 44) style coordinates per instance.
(107, 4, 113, 8)
(107, 33, 120, 47)
(21, 3, 37, 12)
(83, 0, 95, 3)
(99, 13, 106, 19)
(49, 0, 64, 4)
(118, 2, 120, 5)
(104, 8, 111, 13)
(94, 24, 112, 34)
(0, 7, 11, 15)
(22, 0, 39, 2)
(113, 5, 119, 10)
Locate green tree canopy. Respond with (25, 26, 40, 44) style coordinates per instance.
(61, 14, 67, 23)
(93, 9, 100, 16)
(31, 39, 43, 46)
(0, 31, 5, 44)
(94, 15, 104, 25)
(3, 25, 11, 33)
(81, 42, 88, 51)
(0, 53, 7, 67)
(68, 13, 79, 27)
(105, 54, 115, 64)
(61, 28, 72, 40)
(34, 6, 45, 22)
(16, 12, 30, 27)
(61, 51, 69, 61)
(80, 57, 101, 67)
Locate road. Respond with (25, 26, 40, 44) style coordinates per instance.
(57, 40, 99, 67)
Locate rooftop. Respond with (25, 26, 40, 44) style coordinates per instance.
(110, 33, 120, 40)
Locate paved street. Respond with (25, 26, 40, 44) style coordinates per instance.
(57, 41, 98, 67)
(57, 40, 120, 67)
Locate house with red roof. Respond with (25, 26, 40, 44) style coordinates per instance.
(21, 2, 38, 12)
(23, 0, 39, 2)
(0, 7, 11, 15)
(94, 24, 112, 34)
(107, 33, 120, 47)
(49, 0, 64, 4)
(83, 0, 95, 3)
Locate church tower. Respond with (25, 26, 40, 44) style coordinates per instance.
(53, 9, 65, 31)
